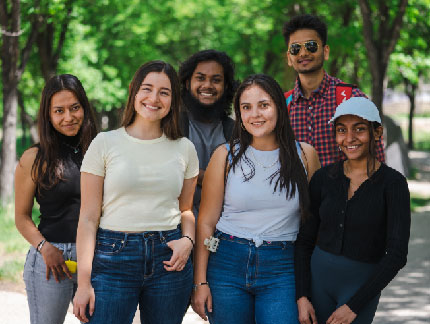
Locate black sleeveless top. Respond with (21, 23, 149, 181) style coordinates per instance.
(35, 137, 82, 243)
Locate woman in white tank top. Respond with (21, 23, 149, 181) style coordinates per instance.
(192, 74, 320, 324)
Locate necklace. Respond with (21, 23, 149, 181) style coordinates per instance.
(62, 142, 80, 154)
(249, 148, 279, 169)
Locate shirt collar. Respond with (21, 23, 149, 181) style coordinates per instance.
(293, 71, 330, 101)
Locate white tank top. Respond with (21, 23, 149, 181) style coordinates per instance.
(216, 143, 304, 246)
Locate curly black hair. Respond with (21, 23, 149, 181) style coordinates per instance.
(179, 49, 237, 111)
(282, 14, 328, 46)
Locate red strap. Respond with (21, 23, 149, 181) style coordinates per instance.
(285, 84, 355, 113)
(336, 85, 353, 105)
(284, 90, 294, 113)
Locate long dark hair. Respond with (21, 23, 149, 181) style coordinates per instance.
(32, 74, 98, 192)
(228, 74, 310, 221)
(179, 49, 237, 118)
(122, 60, 182, 140)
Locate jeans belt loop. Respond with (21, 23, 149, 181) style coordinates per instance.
(159, 231, 166, 244)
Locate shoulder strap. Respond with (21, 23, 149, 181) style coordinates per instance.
(295, 141, 309, 176)
(284, 89, 294, 113)
(224, 143, 233, 164)
(179, 112, 189, 138)
(221, 117, 235, 141)
(335, 83, 355, 105)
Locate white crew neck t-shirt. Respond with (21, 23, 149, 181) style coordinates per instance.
(81, 127, 199, 231)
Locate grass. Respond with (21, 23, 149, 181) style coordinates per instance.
(390, 112, 430, 119)
(389, 115, 430, 151)
(0, 260, 25, 281)
(410, 195, 430, 212)
(0, 201, 40, 282)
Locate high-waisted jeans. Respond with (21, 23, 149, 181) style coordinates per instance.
(87, 226, 193, 324)
(23, 242, 77, 324)
(207, 230, 299, 324)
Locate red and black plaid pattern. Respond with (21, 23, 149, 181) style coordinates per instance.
(289, 72, 385, 166)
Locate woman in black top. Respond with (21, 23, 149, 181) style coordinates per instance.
(295, 97, 410, 324)
(15, 74, 97, 324)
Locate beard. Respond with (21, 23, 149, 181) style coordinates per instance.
(295, 52, 325, 75)
(182, 90, 229, 123)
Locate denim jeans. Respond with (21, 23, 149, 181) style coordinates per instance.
(23, 242, 77, 324)
(207, 231, 299, 324)
(87, 226, 192, 324)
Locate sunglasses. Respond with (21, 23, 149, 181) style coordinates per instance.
(288, 40, 319, 55)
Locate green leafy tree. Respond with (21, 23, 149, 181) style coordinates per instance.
(0, 0, 40, 204)
(388, 0, 430, 148)
(358, 0, 409, 114)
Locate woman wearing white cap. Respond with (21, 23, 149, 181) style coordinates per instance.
(294, 97, 411, 324)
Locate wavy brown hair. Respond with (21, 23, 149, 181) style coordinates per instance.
(228, 74, 310, 221)
(32, 74, 98, 192)
(121, 60, 182, 140)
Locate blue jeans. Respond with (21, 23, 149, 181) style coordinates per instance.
(23, 242, 77, 324)
(311, 246, 380, 324)
(207, 231, 299, 324)
(87, 226, 192, 324)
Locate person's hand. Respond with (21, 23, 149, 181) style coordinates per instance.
(326, 304, 356, 324)
(73, 285, 95, 323)
(40, 242, 72, 282)
(297, 296, 318, 324)
(163, 237, 193, 271)
(191, 285, 212, 321)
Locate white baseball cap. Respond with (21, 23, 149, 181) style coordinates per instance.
(328, 97, 382, 124)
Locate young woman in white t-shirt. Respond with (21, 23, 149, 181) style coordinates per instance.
(73, 61, 199, 324)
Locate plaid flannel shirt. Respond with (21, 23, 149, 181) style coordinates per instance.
(289, 72, 385, 166)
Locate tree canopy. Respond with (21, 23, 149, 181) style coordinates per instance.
(0, 0, 428, 202)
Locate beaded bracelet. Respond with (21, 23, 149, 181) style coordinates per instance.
(182, 235, 194, 247)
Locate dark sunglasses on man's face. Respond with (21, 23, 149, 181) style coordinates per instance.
(288, 40, 319, 55)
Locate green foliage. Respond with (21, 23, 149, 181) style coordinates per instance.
(1, 0, 427, 129)
(0, 204, 28, 255)
(410, 196, 430, 212)
(0, 260, 24, 282)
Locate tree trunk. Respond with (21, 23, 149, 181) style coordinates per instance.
(0, 0, 39, 204)
(0, 0, 20, 204)
(1, 86, 18, 203)
(370, 64, 386, 115)
(405, 81, 417, 150)
(358, 0, 408, 116)
(18, 89, 38, 145)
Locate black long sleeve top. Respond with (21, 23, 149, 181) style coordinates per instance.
(295, 162, 411, 314)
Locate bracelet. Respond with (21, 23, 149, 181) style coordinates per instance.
(193, 282, 209, 291)
(182, 235, 194, 247)
(36, 239, 46, 253)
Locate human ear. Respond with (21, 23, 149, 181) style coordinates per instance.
(286, 51, 293, 67)
(324, 45, 330, 61)
(374, 126, 383, 141)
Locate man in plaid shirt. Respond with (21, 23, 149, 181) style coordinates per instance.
(282, 14, 385, 166)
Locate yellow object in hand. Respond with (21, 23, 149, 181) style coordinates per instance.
(65, 260, 77, 274)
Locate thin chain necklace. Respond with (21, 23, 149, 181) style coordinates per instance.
(62, 142, 80, 153)
(249, 148, 279, 169)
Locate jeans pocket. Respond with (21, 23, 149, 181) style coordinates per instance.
(95, 236, 126, 255)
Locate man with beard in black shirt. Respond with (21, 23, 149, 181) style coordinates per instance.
(179, 50, 237, 216)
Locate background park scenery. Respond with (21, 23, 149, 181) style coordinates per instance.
(0, 0, 429, 323)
